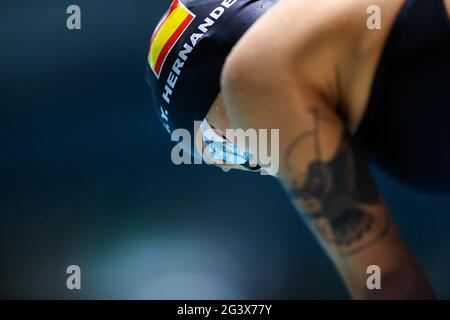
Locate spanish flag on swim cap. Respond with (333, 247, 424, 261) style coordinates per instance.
(149, 0, 195, 78)
(146, 0, 276, 135)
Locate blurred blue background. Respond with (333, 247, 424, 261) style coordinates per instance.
(0, 0, 449, 299)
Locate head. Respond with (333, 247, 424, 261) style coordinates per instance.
(147, 0, 276, 172)
(200, 93, 261, 172)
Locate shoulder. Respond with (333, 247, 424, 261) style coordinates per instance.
(224, 0, 400, 95)
(229, 0, 393, 58)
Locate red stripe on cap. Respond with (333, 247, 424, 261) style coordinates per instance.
(153, 13, 194, 76)
(150, 0, 181, 46)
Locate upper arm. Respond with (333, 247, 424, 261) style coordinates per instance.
(221, 0, 390, 256)
(275, 106, 435, 299)
(278, 104, 389, 257)
(220, 0, 428, 298)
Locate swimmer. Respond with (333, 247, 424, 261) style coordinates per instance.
(147, 0, 450, 299)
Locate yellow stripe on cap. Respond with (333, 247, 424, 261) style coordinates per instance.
(148, 0, 195, 78)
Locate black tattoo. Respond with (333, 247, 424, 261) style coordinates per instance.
(285, 108, 388, 255)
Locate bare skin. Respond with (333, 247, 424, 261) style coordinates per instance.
(197, 0, 447, 298)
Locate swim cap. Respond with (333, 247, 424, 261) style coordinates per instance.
(147, 0, 276, 134)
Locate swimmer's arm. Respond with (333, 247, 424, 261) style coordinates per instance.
(220, 0, 434, 298)
(222, 71, 435, 300)
(276, 105, 435, 299)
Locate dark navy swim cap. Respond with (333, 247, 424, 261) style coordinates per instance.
(147, 0, 276, 134)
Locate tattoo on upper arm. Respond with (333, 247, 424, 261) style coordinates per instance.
(284, 108, 389, 256)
